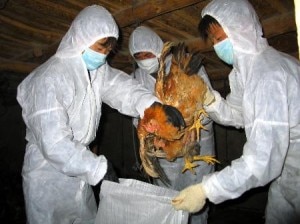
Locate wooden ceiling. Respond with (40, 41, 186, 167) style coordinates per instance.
(0, 0, 297, 91)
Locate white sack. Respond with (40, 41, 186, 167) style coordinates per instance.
(95, 179, 189, 224)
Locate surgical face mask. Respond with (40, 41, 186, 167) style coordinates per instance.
(213, 38, 234, 65)
(82, 48, 107, 70)
(136, 57, 159, 73)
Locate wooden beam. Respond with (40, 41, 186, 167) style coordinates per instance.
(114, 0, 205, 27)
(0, 14, 62, 42)
(19, 0, 77, 22)
(262, 11, 296, 38)
(0, 59, 39, 74)
(264, 0, 289, 13)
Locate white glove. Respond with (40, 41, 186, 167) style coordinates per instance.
(204, 86, 215, 106)
(171, 183, 207, 213)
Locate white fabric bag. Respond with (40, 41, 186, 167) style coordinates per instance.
(95, 178, 189, 224)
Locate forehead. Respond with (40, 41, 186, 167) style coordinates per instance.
(208, 23, 225, 37)
(94, 37, 108, 45)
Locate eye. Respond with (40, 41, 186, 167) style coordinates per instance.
(96, 47, 103, 51)
(95, 45, 111, 54)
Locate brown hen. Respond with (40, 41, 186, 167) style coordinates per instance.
(137, 42, 218, 184)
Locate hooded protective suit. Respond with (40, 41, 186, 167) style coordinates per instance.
(201, 0, 300, 223)
(129, 26, 215, 224)
(17, 6, 158, 224)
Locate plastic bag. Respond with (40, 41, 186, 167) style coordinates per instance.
(95, 178, 188, 224)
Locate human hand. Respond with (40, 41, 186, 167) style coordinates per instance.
(171, 183, 207, 213)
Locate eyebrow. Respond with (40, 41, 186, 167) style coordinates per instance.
(134, 52, 146, 58)
(97, 41, 106, 46)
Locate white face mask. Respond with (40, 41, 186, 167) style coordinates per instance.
(136, 58, 159, 73)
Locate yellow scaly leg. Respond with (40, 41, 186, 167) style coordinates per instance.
(193, 155, 220, 165)
(181, 157, 199, 174)
(189, 109, 208, 141)
(183, 109, 220, 174)
(181, 155, 220, 174)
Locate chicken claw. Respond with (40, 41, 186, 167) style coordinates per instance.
(182, 157, 199, 174)
(193, 155, 220, 165)
(189, 109, 208, 141)
(182, 155, 220, 174)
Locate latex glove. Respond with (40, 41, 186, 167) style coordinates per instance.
(171, 183, 207, 213)
(204, 86, 215, 106)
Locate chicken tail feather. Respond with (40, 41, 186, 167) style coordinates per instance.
(148, 156, 171, 187)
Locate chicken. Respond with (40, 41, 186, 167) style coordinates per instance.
(137, 42, 219, 183)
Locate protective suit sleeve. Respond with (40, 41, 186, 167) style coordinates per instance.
(198, 66, 213, 89)
(204, 90, 244, 128)
(202, 77, 290, 203)
(130, 68, 156, 127)
(203, 69, 244, 128)
(99, 66, 159, 118)
(131, 68, 156, 92)
(20, 76, 107, 186)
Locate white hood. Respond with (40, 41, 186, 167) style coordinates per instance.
(56, 5, 119, 58)
(129, 26, 164, 58)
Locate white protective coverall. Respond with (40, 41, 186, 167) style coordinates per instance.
(129, 26, 215, 224)
(17, 6, 158, 224)
(201, 0, 300, 223)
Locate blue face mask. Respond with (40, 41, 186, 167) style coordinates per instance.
(82, 48, 107, 70)
(213, 38, 234, 65)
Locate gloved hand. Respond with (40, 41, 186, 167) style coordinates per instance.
(171, 183, 207, 213)
(204, 86, 215, 106)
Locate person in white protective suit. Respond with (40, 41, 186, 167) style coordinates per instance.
(129, 26, 216, 224)
(172, 0, 300, 223)
(17, 5, 184, 224)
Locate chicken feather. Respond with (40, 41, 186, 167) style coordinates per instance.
(138, 42, 219, 183)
